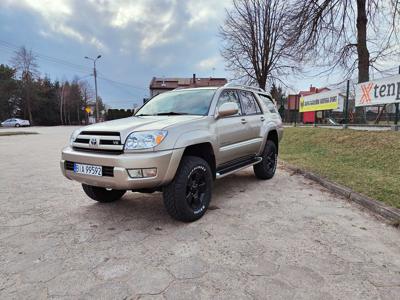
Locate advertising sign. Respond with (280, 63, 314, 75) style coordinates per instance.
(355, 74, 400, 107)
(299, 90, 342, 112)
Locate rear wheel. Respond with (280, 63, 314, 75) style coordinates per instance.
(15, 124, 20, 128)
(163, 156, 212, 222)
(253, 140, 277, 180)
(82, 184, 126, 203)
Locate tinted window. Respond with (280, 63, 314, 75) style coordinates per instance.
(217, 90, 242, 116)
(240, 91, 261, 115)
(258, 94, 278, 114)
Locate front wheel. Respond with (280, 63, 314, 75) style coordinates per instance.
(253, 140, 278, 180)
(163, 156, 213, 222)
(82, 184, 126, 203)
(15, 124, 20, 128)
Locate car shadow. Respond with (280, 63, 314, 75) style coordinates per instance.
(78, 170, 262, 229)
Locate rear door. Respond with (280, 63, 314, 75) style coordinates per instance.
(215, 90, 250, 164)
(238, 90, 264, 155)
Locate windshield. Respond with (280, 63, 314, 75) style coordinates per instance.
(136, 89, 216, 116)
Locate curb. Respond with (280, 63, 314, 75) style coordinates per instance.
(282, 163, 400, 224)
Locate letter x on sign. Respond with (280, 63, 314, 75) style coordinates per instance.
(360, 83, 374, 104)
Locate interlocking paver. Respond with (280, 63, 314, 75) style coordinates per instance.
(0, 126, 399, 299)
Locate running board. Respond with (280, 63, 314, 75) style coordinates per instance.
(216, 157, 262, 179)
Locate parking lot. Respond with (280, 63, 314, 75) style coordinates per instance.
(1, 126, 399, 299)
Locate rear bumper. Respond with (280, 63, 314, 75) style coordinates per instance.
(60, 146, 184, 190)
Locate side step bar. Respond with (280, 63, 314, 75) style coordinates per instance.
(216, 157, 262, 179)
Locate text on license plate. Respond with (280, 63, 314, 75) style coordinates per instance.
(74, 163, 102, 176)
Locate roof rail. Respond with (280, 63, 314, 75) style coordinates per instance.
(223, 82, 265, 92)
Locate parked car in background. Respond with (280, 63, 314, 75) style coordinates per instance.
(1, 118, 30, 127)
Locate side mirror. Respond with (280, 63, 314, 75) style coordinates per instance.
(217, 102, 239, 118)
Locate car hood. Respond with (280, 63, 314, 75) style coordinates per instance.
(80, 115, 205, 138)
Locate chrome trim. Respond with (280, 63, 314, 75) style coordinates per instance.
(220, 138, 263, 152)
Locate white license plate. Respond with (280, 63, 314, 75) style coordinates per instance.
(74, 163, 102, 176)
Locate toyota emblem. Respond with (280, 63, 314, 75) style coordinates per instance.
(90, 137, 98, 147)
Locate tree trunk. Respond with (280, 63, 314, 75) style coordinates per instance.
(356, 0, 369, 124)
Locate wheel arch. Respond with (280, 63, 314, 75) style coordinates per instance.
(182, 142, 216, 180)
(266, 129, 279, 153)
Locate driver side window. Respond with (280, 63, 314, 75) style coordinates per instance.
(217, 90, 242, 116)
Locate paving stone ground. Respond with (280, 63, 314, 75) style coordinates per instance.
(1, 126, 399, 299)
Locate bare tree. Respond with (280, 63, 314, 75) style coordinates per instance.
(287, 0, 400, 122)
(11, 46, 39, 124)
(220, 0, 296, 89)
(79, 80, 94, 125)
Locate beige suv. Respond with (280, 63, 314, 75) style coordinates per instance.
(61, 84, 283, 222)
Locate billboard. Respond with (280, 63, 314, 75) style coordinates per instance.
(299, 90, 342, 112)
(355, 74, 400, 107)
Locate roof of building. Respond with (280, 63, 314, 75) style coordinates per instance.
(149, 77, 227, 90)
(299, 86, 330, 96)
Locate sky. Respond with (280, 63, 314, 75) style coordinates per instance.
(0, 0, 345, 109)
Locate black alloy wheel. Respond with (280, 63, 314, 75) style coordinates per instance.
(253, 140, 278, 180)
(186, 167, 207, 214)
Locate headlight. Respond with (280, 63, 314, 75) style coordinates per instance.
(124, 130, 167, 150)
(70, 129, 80, 146)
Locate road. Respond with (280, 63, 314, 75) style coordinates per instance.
(1, 126, 399, 299)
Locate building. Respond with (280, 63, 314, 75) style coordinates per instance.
(285, 86, 334, 124)
(298, 86, 331, 123)
(149, 74, 227, 97)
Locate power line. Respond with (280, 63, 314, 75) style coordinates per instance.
(0, 39, 149, 94)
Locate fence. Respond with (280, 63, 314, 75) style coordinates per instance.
(279, 66, 400, 127)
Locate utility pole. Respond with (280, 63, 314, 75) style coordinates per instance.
(85, 55, 102, 122)
(395, 66, 400, 125)
(344, 79, 350, 125)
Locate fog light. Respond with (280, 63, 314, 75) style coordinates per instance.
(127, 169, 143, 178)
(142, 168, 157, 178)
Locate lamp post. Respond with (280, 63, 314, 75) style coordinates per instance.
(85, 55, 101, 122)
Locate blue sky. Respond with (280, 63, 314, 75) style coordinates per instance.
(0, 0, 340, 108)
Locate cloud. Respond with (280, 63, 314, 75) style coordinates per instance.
(197, 56, 220, 71)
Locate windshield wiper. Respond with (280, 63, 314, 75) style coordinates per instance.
(135, 113, 152, 116)
(155, 112, 189, 116)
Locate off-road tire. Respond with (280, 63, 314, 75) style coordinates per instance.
(163, 156, 212, 222)
(82, 184, 126, 203)
(253, 140, 278, 180)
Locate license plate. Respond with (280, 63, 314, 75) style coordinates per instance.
(74, 163, 102, 176)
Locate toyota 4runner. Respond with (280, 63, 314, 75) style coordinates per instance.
(60, 84, 283, 222)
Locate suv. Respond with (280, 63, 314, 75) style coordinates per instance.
(60, 84, 283, 222)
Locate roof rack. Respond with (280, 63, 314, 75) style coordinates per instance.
(223, 82, 265, 92)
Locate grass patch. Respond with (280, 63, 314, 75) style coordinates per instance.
(0, 131, 38, 136)
(280, 127, 400, 209)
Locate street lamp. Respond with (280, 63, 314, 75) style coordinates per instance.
(85, 55, 102, 122)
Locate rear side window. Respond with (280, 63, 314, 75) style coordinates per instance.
(239, 91, 261, 115)
(258, 94, 278, 114)
(217, 90, 242, 116)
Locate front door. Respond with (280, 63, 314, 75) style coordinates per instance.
(215, 90, 250, 165)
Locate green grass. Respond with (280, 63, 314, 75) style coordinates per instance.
(280, 127, 400, 208)
(0, 131, 38, 136)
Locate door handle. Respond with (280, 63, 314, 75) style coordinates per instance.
(241, 118, 247, 124)
(260, 116, 265, 121)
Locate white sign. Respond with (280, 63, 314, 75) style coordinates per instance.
(355, 74, 400, 107)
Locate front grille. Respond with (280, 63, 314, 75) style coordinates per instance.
(65, 161, 114, 177)
(65, 161, 74, 171)
(72, 131, 123, 154)
(72, 147, 123, 155)
(80, 131, 120, 136)
(102, 166, 114, 177)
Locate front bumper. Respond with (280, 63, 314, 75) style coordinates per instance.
(60, 146, 184, 190)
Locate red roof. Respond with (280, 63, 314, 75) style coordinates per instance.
(150, 77, 227, 90)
